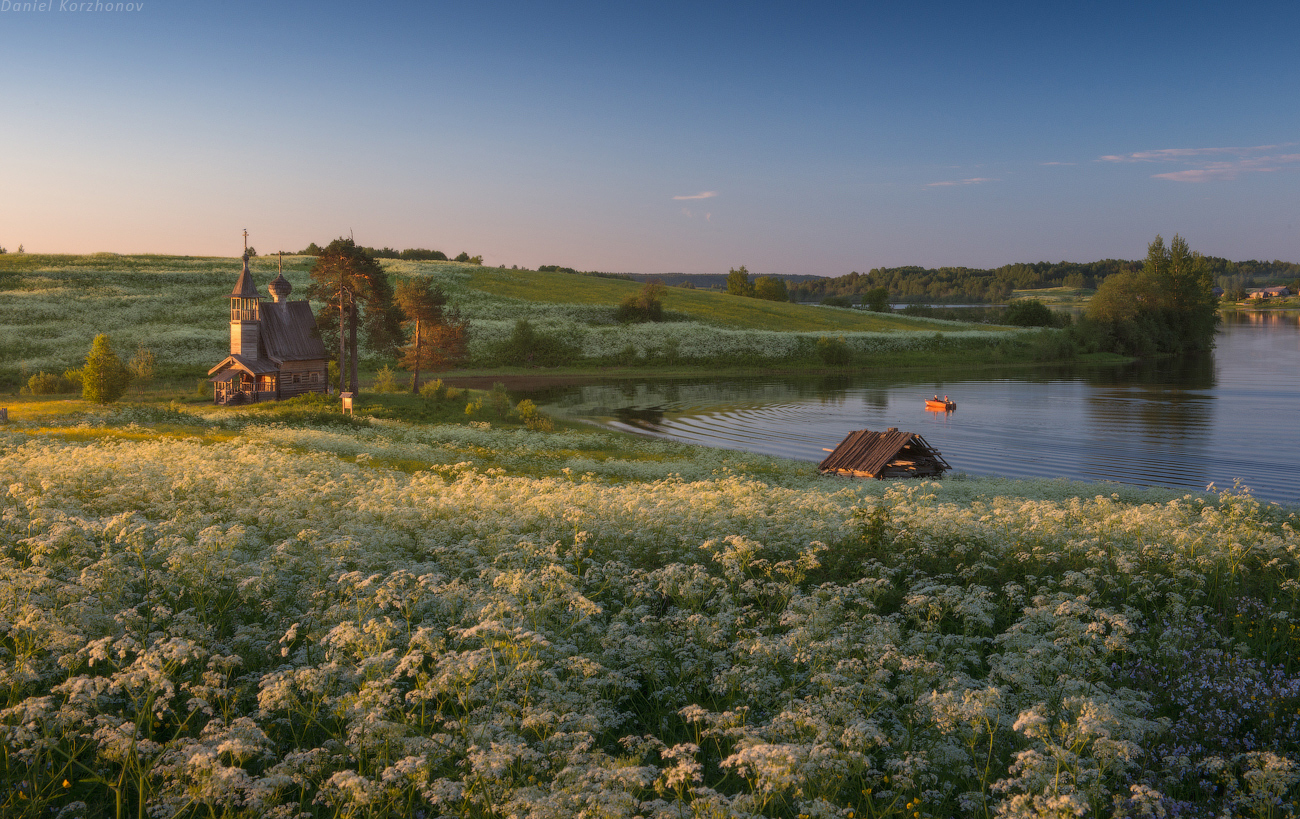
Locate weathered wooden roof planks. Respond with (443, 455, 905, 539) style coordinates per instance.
(260, 301, 328, 362)
(819, 427, 951, 479)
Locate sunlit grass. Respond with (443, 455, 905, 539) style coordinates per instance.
(455, 264, 988, 331)
(1011, 285, 1095, 303)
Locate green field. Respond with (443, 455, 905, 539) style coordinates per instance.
(1009, 285, 1095, 305)
(457, 265, 946, 332)
(0, 254, 1033, 391)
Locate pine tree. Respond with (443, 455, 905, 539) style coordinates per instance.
(81, 334, 131, 404)
(395, 277, 467, 392)
(306, 238, 402, 394)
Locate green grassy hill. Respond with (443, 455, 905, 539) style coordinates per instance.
(0, 254, 1014, 389)
(456, 265, 955, 332)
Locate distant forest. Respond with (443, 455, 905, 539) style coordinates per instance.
(296, 244, 482, 264)
(783, 257, 1300, 304)
(628, 258, 1300, 304)
(291, 245, 1300, 305)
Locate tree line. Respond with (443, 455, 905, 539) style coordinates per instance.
(297, 243, 482, 265)
(786, 256, 1300, 304)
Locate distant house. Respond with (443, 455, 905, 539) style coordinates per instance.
(1248, 286, 1291, 299)
(1211, 287, 1224, 298)
(207, 255, 328, 404)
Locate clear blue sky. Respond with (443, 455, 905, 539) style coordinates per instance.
(3, 0, 1298, 274)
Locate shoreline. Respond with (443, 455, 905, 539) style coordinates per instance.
(435, 351, 1136, 390)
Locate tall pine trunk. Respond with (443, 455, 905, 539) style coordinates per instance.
(411, 318, 422, 394)
(338, 277, 347, 396)
(348, 306, 360, 394)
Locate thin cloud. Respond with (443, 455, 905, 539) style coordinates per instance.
(1151, 169, 1237, 182)
(672, 191, 718, 200)
(1040, 161, 1075, 166)
(927, 177, 997, 187)
(1099, 144, 1287, 163)
(1098, 143, 1300, 182)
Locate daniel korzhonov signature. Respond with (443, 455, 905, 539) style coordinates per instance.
(0, 1, 145, 11)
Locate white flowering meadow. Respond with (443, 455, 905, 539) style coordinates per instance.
(1, 411, 1298, 818)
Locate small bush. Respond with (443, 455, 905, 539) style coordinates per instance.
(816, 336, 852, 367)
(27, 371, 78, 395)
(419, 378, 449, 402)
(612, 343, 640, 366)
(488, 382, 511, 417)
(515, 399, 555, 432)
(658, 337, 681, 365)
(865, 287, 891, 312)
(1030, 328, 1078, 361)
(1005, 299, 1060, 327)
(492, 319, 582, 367)
(372, 365, 401, 393)
(129, 344, 156, 397)
(615, 282, 666, 323)
(465, 398, 484, 417)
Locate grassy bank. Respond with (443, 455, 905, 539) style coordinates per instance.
(0, 404, 1296, 818)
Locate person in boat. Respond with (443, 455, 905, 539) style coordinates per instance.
(943, 395, 949, 403)
(933, 395, 940, 401)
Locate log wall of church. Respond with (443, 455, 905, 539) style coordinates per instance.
(278, 359, 328, 397)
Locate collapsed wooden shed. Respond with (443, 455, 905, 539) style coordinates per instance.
(819, 427, 951, 479)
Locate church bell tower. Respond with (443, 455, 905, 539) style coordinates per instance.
(230, 233, 261, 357)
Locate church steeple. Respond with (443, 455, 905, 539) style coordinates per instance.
(230, 247, 262, 358)
(231, 253, 260, 300)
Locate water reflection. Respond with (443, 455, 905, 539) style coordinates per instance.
(528, 312, 1300, 504)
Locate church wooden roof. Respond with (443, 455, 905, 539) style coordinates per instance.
(819, 428, 951, 479)
(260, 301, 327, 362)
(208, 354, 279, 378)
(231, 256, 260, 298)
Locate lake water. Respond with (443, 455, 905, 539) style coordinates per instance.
(528, 311, 1300, 505)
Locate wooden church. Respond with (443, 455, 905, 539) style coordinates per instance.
(207, 254, 329, 404)
(819, 428, 951, 479)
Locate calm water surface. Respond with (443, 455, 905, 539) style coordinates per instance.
(531, 312, 1300, 504)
